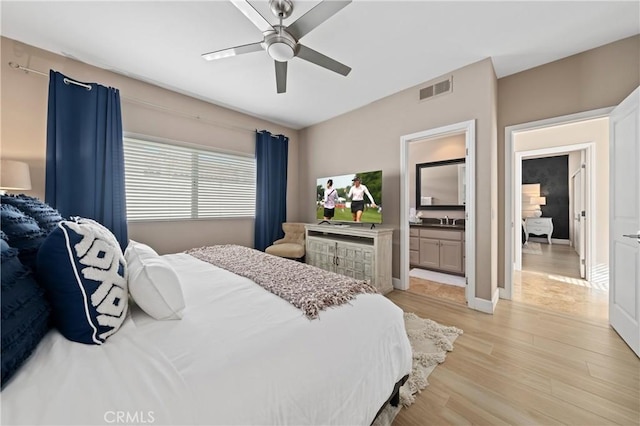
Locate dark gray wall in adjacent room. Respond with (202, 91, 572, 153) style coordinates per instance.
(523, 155, 569, 239)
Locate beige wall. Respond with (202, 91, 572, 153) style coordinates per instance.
(5, 33, 636, 304)
(497, 35, 639, 288)
(300, 58, 499, 301)
(0, 37, 300, 254)
(515, 118, 609, 266)
(489, 64, 499, 299)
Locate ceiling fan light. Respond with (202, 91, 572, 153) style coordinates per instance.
(268, 42, 295, 62)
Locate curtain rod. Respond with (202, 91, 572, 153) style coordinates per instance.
(8, 61, 257, 134)
(10, 62, 91, 90)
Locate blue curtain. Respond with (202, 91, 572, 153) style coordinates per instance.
(254, 130, 288, 251)
(45, 70, 128, 250)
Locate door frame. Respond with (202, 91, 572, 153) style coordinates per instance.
(513, 143, 595, 275)
(399, 119, 476, 309)
(571, 161, 586, 278)
(503, 107, 612, 300)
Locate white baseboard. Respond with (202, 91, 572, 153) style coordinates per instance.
(552, 238, 570, 245)
(474, 288, 500, 314)
(392, 277, 402, 290)
(528, 237, 570, 245)
(498, 286, 511, 300)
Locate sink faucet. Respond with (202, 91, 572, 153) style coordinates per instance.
(444, 215, 449, 225)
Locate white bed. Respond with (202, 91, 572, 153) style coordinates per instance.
(2, 252, 412, 425)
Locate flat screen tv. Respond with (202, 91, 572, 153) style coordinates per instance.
(316, 170, 382, 224)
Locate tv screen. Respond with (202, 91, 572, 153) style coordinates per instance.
(316, 170, 382, 224)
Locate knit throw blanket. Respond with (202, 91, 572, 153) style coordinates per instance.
(185, 245, 378, 319)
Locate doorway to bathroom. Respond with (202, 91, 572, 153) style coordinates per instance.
(399, 120, 476, 310)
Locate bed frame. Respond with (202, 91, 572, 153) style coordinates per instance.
(371, 374, 409, 425)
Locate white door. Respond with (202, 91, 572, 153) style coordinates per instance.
(609, 87, 640, 357)
(572, 168, 586, 278)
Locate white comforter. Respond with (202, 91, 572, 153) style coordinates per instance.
(2, 253, 412, 425)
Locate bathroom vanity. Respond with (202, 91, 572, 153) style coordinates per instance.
(409, 222, 465, 276)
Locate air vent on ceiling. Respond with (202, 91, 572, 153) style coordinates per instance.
(419, 76, 453, 101)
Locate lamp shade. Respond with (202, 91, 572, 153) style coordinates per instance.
(1, 160, 32, 191)
(529, 196, 546, 206)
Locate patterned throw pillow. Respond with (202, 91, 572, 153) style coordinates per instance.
(0, 204, 47, 271)
(1, 194, 64, 233)
(1, 237, 51, 388)
(37, 218, 128, 345)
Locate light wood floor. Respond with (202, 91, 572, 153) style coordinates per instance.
(522, 241, 581, 278)
(387, 290, 639, 426)
(408, 243, 608, 319)
(407, 277, 467, 306)
(517, 242, 609, 319)
(513, 269, 608, 320)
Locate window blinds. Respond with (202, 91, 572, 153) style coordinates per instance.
(123, 137, 256, 221)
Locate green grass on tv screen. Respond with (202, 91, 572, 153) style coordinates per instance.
(316, 205, 382, 223)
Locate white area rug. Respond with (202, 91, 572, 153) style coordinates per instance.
(409, 268, 466, 287)
(522, 242, 543, 255)
(373, 313, 463, 425)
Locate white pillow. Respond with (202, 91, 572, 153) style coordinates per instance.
(126, 241, 185, 320)
(125, 239, 158, 262)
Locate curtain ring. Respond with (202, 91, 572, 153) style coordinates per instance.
(63, 77, 92, 91)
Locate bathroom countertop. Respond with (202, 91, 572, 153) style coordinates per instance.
(409, 221, 465, 230)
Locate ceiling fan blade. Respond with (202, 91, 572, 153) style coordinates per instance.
(201, 42, 264, 61)
(287, 0, 351, 40)
(230, 0, 274, 33)
(275, 60, 287, 94)
(296, 44, 351, 76)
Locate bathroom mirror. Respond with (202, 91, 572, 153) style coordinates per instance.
(416, 158, 466, 210)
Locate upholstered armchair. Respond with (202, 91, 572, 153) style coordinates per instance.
(265, 222, 306, 260)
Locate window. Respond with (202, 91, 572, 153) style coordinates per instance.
(123, 137, 256, 221)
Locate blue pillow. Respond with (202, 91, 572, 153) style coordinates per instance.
(1, 194, 64, 233)
(0, 204, 47, 271)
(37, 218, 128, 345)
(1, 238, 51, 388)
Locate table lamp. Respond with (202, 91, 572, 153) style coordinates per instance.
(529, 196, 546, 217)
(0, 160, 32, 195)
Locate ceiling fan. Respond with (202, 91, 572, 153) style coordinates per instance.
(202, 0, 352, 94)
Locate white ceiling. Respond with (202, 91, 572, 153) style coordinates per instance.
(2, 1, 638, 129)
